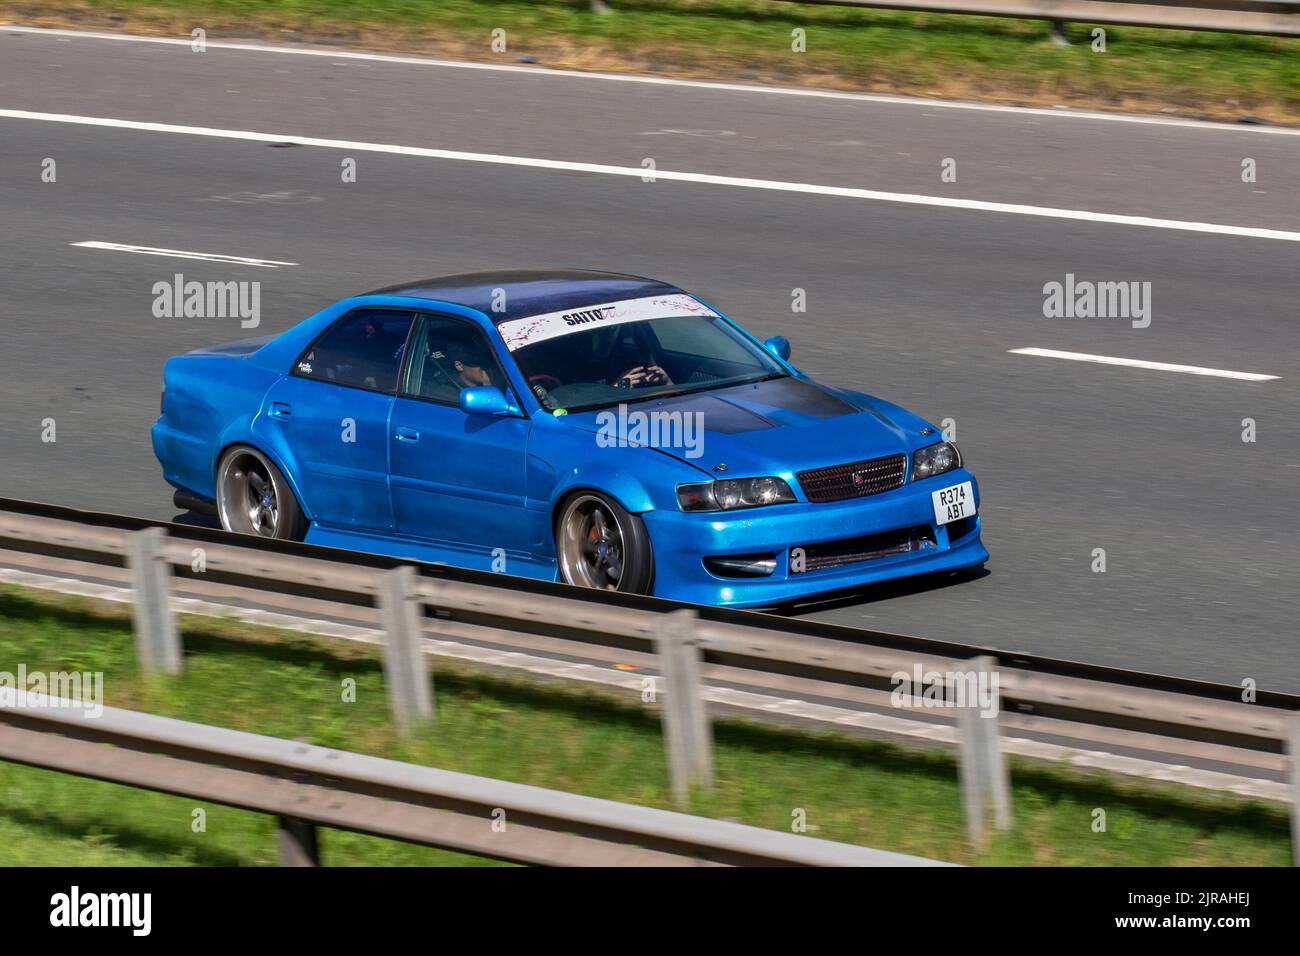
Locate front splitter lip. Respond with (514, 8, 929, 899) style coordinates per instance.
(662, 533, 988, 608)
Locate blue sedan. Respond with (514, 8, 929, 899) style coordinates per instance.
(151, 270, 987, 607)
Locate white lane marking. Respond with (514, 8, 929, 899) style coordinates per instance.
(70, 240, 297, 268)
(8, 111, 1300, 243)
(4, 25, 1299, 137)
(1009, 347, 1280, 381)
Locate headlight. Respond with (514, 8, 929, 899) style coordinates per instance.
(911, 441, 961, 481)
(676, 477, 796, 512)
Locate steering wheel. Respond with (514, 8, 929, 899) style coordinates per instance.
(528, 373, 562, 390)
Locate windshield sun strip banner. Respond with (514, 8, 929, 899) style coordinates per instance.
(496, 294, 720, 352)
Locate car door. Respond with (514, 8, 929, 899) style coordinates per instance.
(262, 308, 416, 533)
(388, 313, 534, 563)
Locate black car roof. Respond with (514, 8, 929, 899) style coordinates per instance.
(365, 270, 683, 325)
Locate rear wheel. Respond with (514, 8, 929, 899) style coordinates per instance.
(215, 446, 308, 541)
(555, 492, 653, 594)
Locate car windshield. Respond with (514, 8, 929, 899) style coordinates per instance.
(508, 312, 787, 412)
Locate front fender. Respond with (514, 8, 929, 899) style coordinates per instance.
(530, 422, 706, 520)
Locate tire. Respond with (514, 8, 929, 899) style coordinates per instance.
(555, 492, 653, 594)
(215, 445, 308, 541)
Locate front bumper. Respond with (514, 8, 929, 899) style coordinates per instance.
(643, 468, 988, 607)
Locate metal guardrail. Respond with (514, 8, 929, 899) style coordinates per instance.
(772, 0, 1300, 37)
(0, 689, 943, 866)
(0, 497, 1296, 859)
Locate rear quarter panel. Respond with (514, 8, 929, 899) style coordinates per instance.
(152, 297, 361, 503)
(152, 353, 281, 500)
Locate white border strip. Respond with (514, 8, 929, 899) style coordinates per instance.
(71, 240, 297, 268)
(3, 24, 1298, 137)
(1009, 347, 1280, 381)
(7, 110, 1300, 243)
(497, 293, 718, 351)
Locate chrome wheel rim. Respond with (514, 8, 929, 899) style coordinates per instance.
(217, 449, 282, 538)
(558, 495, 625, 590)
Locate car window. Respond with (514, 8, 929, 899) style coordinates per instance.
(294, 310, 415, 393)
(401, 315, 509, 405)
(510, 313, 784, 412)
(649, 314, 757, 365)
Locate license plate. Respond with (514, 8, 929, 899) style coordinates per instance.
(932, 481, 975, 525)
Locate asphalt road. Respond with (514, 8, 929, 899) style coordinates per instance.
(0, 27, 1297, 690)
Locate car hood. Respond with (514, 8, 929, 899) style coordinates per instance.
(560, 376, 928, 476)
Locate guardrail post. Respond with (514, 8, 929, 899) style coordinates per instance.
(655, 609, 713, 807)
(957, 655, 1010, 846)
(125, 527, 181, 675)
(957, 696, 986, 846)
(1287, 714, 1300, 867)
(377, 565, 434, 733)
(277, 816, 320, 866)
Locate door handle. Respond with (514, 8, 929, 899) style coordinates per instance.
(269, 402, 293, 418)
(395, 427, 420, 444)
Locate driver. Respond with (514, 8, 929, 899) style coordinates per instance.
(598, 328, 673, 389)
(614, 362, 672, 388)
(446, 340, 501, 390)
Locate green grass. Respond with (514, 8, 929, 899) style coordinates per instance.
(4, 0, 1299, 121)
(0, 584, 1290, 865)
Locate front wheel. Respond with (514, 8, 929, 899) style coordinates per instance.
(215, 445, 308, 541)
(555, 492, 653, 594)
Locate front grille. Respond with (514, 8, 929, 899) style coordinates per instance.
(791, 526, 935, 574)
(796, 453, 906, 503)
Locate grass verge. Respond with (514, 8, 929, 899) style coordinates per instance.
(0, 583, 1291, 865)
(1, 0, 1298, 123)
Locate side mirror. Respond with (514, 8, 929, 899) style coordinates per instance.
(459, 386, 517, 416)
(764, 335, 791, 362)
